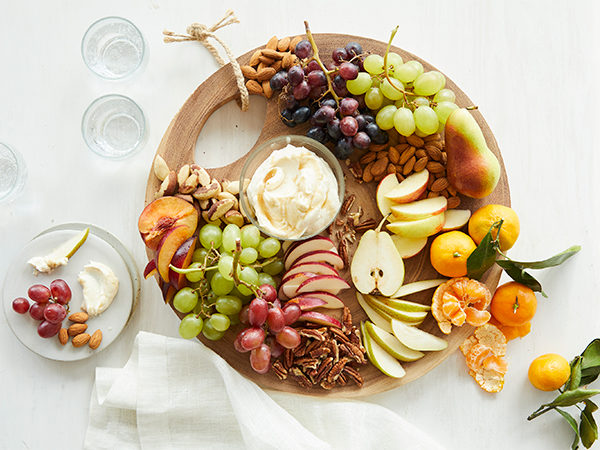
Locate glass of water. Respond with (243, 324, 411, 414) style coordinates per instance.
(82, 94, 146, 159)
(81, 17, 145, 80)
(0, 143, 27, 203)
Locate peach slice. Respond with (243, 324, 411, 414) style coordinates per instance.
(376, 173, 400, 216)
(284, 236, 337, 270)
(390, 196, 447, 221)
(155, 226, 194, 282)
(162, 283, 177, 305)
(138, 197, 198, 250)
(297, 311, 342, 328)
(169, 236, 198, 290)
(143, 260, 157, 279)
(384, 170, 429, 204)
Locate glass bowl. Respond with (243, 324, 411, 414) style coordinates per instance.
(238, 135, 345, 242)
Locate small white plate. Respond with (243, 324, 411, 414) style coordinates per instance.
(2, 223, 140, 361)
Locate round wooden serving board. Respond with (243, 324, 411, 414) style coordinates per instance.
(144, 33, 511, 397)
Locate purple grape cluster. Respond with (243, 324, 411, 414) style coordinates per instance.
(269, 40, 388, 160)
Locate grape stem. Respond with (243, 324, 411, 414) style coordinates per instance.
(231, 238, 260, 297)
(303, 21, 340, 105)
(382, 26, 414, 103)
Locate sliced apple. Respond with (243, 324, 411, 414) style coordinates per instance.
(365, 321, 424, 362)
(390, 235, 428, 259)
(143, 260, 157, 279)
(365, 295, 428, 324)
(169, 236, 198, 290)
(384, 170, 429, 203)
(362, 321, 406, 378)
(351, 229, 405, 296)
(387, 212, 445, 238)
(292, 291, 345, 309)
(284, 262, 339, 279)
(291, 250, 344, 270)
(356, 292, 393, 333)
(138, 197, 198, 250)
(286, 296, 327, 311)
(391, 279, 446, 298)
(441, 209, 472, 231)
(371, 295, 431, 313)
(376, 173, 400, 216)
(281, 240, 294, 253)
(296, 275, 351, 296)
(390, 196, 447, 221)
(391, 319, 448, 351)
(297, 311, 342, 328)
(284, 236, 337, 270)
(155, 225, 194, 282)
(279, 272, 318, 298)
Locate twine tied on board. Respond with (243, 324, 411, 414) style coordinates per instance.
(163, 10, 250, 111)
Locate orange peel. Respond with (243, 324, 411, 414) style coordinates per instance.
(460, 324, 508, 393)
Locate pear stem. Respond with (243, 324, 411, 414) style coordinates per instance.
(376, 215, 390, 233)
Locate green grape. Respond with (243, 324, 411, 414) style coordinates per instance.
(230, 285, 253, 304)
(179, 314, 203, 339)
(188, 280, 203, 291)
(199, 224, 222, 250)
(173, 287, 198, 313)
(240, 247, 258, 265)
(433, 101, 459, 125)
(346, 72, 372, 95)
(380, 78, 404, 101)
(363, 54, 384, 75)
(228, 313, 240, 326)
(365, 87, 383, 110)
(393, 107, 416, 137)
(413, 106, 439, 135)
(371, 77, 381, 88)
(209, 313, 231, 332)
(192, 248, 209, 263)
(240, 225, 260, 248)
(202, 320, 225, 341)
(210, 272, 234, 296)
(433, 88, 456, 103)
(413, 97, 430, 107)
(376, 105, 398, 130)
(405, 60, 424, 76)
(393, 63, 419, 84)
(215, 295, 243, 315)
(381, 96, 394, 108)
(237, 284, 253, 296)
(414, 129, 429, 138)
(257, 272, 276, 288)
(218, 254, 234, 280)
(239, 266, 259, 286)
(258, 238, 281, 258)
(262, 260, 284, 276)
(413, 71, 445, 96)
(386, 52, 403, 74)
(205, 268, 215, 283)
(185, 262, 205, 283)
(222, 224, 241, 253)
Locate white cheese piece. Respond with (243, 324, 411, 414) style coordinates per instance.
(78, 261, 119, 317)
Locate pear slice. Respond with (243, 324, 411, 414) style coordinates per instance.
(371, 295, 431, 313)
(362, 322, 406, 378)
(365, 321, 424, 362)
(351, 229, 405, 296)
(365, 295, 428, 324)
(356, 292, 393, 333)
(28, 228, 90, 274)
(391, 279, 447, 298)
(391, 319, 448, 352)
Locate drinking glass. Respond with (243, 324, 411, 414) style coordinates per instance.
(0, 143, 27, 202)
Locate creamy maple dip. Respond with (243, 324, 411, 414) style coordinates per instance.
(78, 261, 119, 317)
(247, 145, 340, 239)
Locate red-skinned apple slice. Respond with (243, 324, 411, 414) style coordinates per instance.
(441, 209, 472, 231)
(168, 236, 198, 289)
(386, 212, 446, 238)
(155, 226, 194, 282)
(384, 170, 429, 204)
(390, 196, 447, 221)
(390, 235, 428, 259)
(285, 262, 339, 279)
(286, 296, 327, 311)
(376, 173, 400, 216)
(143, 260, 157, 279)
(290, 291, 345, 309)
(284, 236, 337, 270)
(278, 272, 319, 298)
(297, 311, 342, 328)
(290, 250, 344, 270)
(296, 275, 350, 296)
(138, 197, 198, 250)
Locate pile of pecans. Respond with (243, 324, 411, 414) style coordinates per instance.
(348, 131, 461, 209)
(272, 307, 366, 390)
(241, 35, 304, 99)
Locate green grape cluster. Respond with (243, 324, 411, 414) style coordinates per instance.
(173, 223, 284, 342)
(347, 52, 458, 138)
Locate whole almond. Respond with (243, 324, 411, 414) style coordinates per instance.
(359, 152, 376, 165)
(396, 173, 405, 183)
(272, 60, 282, 72)
(265, 36, 278, 50)
(440, 189, 450, 198)
(256, 67, 276, 82)
(399, 146, 416, 165)
(447, 185, 458, 196)
(245, 79, 263, 95)
(258, 55, 275, 65)
(72, 333, 91, 348)
(387, 163, 396, 175)
(415, 149, 427, 159)
(369, 143, 388, 152)
(431, 177, 450, 192)
(290, 36, 303, 52)
(68, 323, 88, 336)
(241, 65, 257, 79)
(427, 161, 446, 174)
(447, 196, 461, 209)
(248, 50, 261, 67)
(402, 156, 416, 175)
(406, 134, 425, 147)
(277, 37, 291, 51)
(261, 48, 283, 60)
(425, 133, 442, 142)
(414, 156, 429, 172)
(371, 157, 388, 177)
(388, 146, 400, 164)
(428, 139, 444, 150)
(89, 330, 103, 350)
(68, 312, 89, 323)
(262, 81, 273, 99)
(58, 328, 68, 345)
(257, 61, 268, 71)
(363, 162, 374, 183)
(376, 150, 389, 160)
(282, 52, 294, 69)
(427, 191, 439, 199)
(425, 145, 443, 161)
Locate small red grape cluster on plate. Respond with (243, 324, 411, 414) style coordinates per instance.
(234, 284, 302, 374)
(12, 279, 72, 338)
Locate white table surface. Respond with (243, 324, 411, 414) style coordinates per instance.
(1, 1, 599, 449)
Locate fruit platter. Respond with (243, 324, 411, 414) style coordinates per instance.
(138, 25, 577, 397)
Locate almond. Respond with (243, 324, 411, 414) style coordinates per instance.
(406, 134, 425, 147)
(72, 333, 91, 348)
(258, 55, 275, 65)
(447, 196, 461, 209)
(241, 65, 257, 79)
(249, 50, 262, 67)
(89, 330, 103, 350)
(376, 150, 388, 160)
(425, 133, 442, 142)
(387, 163, 397, 175)
(58, 328, 68, 345)
(425, 145, 443, 161)
(388, 146, 400, 164)
(282, 52, 295, 69)
(399, 146, 416, 165)
(431, 177, 450, 192)
(277, 37, 291, 51)
(68, 312, 89, 323)
(245, 79, 263, 95)
(290, 36, 303, 52)
(414, 156, 429, 172)
(261, 48, 283, 60)
(359, 152, 376, 165)
(262, 80, 273, 99)
(371, 157, 388, 177)
(272, 60, 282, 72)
(415, 149, 427, 159)
(257, 61, 268, 71)
(68, 323, 88, 336)
(396, 143, 410, 152)
(426, 161, 446, 174)
(396, 173, 405, 183)
(256, 67, 276, 82)
(402, 156, 416, 175)
(362, 162, 374, 183)
(266, 35, 278, 50)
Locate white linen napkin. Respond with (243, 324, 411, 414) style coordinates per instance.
(84, 331, 444, 450)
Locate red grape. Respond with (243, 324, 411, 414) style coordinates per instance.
(294, 40, 313, 59)
(44, 303, 67, 324)
(345, 42, 363, 58)
(12, 298, 30, 314)
(332, 47, 349, 64)
(234, 329, 250, 353)
(312, 106, 335, 125)
(282, 303, 301, 325)
(37, 320, 61, 338)
(250, 344, 271, 374)
(307, 70, 327, 87)
(269, 339, 285, 358)
(293, 81, 310, 100)
(248, 298, 268, 327)
(339, 62, 358, 81)
(340, 116, 359, 137)
(29, 303, 47, 321)
(340, 97, 359, 116)
(352, 131, 371, 149)
(28, 284, 51, 303)
(258, 284, 277, 303)
(240, 327, 266, 351)
(288, 65, 304, 86)
(239, 305, 250, 325)
(276, 326, 301, 349)
(269, 71, 288, 91)
(267, 307, 285, 333)
(50, 279, 72, 304)
(305, 60, 320, 73)
(332, 75, 349, 97)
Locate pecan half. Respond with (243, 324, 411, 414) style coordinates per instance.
(272, 360, 288, 380)
(343, 366, 364, 387)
